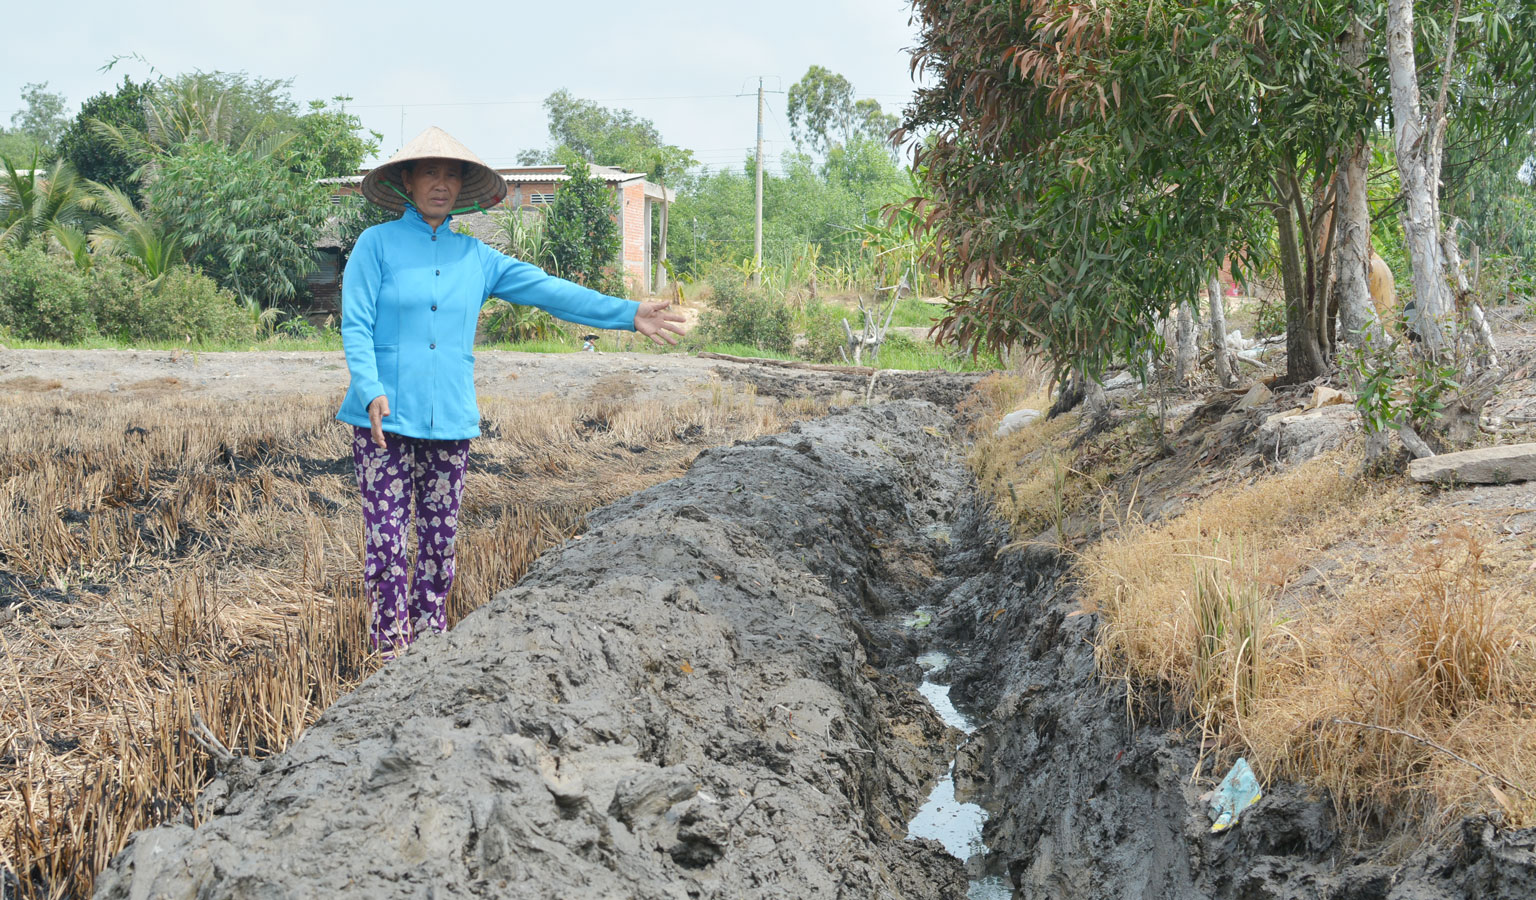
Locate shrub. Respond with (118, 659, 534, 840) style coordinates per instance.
(93, 261, 252, 344)
(479, 299, 567, 344)
(135, 267, 254, 343)
(698, 277, 793, 353)
(797, 298, 848, 363)
(0, 243, 95, 342)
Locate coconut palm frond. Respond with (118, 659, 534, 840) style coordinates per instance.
(88, 183, 186, 282)
(0, 158, 94, 247)
(48, 223, 92, 270)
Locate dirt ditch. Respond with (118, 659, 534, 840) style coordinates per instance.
(79, 365, 1536, 899)
(94, 401, 975, 899)
(922, 501, 1536, 900)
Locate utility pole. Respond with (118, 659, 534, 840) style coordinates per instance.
(754, 78, 765, 286)
(738, 77, 783, 287)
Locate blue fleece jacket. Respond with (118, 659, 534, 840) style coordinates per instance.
(337, 206, 640, 439)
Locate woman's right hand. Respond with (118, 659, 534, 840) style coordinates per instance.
(368, 395, 391, 449)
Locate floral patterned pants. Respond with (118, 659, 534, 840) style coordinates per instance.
(350, 427, 470, 656)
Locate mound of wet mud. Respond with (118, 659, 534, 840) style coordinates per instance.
(714, 365, 986, 410)
(930, 507, 1536, 900)
(96, 402, 971, 900)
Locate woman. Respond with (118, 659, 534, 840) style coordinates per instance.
(337, 126, 685, 657)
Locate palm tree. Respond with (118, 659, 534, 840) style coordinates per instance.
(0, 156, 95, 250)
(88, 184, 186, 284)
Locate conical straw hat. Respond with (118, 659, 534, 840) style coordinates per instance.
(361, 126, 506, 214)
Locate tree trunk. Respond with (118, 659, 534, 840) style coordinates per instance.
(1334, 18, 1381, 347)
(1334, 138, 1381, 346)
(1387, 0, 1456, 354)
(1175, 300, 1196, 383)
(1276, 176, 1327, 382)
(1209, 271, 1234, 388)
(654, 181, 670, 296)
(1305, 171, 1338, 362)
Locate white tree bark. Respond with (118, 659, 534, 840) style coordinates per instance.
(1334, 19, 1382, 347)
(1175, 300, 1196, 383)
(1442, 221, 1499, 367)
(1208, 272, 1235, 388)
(1334, 137, 1381, 346)
(1387, 0, 1456, 354)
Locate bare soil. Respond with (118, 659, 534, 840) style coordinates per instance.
(0, 348, 727, 405)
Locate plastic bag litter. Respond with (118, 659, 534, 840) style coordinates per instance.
(903, 610, 933, 629)
(1209, 758, 1262, 833)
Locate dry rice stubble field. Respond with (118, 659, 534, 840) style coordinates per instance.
(0, 371, 813, 899)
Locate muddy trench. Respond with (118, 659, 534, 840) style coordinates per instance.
(95, 399, 1536, 899)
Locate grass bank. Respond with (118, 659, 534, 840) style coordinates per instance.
(966, 374, 1536, 845)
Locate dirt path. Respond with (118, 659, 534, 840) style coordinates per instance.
(0, 348, 729, 404)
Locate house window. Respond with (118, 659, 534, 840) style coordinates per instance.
(528, 193, 556, 205)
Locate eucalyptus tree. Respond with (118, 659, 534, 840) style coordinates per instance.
(518, 90, 695, 186)
(905, 0, 1534, 389)
(903, 0, 1370, 383)
(5, 83, 69, 157)
(788, 67, 900, 157)
(1386, 0, 1536, 355)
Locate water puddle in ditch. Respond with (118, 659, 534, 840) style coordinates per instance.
(907, 651, 1011, 899)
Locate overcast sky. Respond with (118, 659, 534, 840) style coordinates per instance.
(3, 0, 927, 173)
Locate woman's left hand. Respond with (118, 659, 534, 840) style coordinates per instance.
(634, 301, 688, 345)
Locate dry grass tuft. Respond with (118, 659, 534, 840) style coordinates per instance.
(966, 390, 1146, 544)
(1082, 452, 1536, 840)
(0, 378, 794, 898)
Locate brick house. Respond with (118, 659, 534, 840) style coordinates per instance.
(314, 164, 673, 311)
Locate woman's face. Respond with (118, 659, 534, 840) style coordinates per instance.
(401, 158, 463, 225)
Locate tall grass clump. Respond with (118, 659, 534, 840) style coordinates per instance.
(1186, 551, 1272, 749)
(1081, 453, 1536, 840)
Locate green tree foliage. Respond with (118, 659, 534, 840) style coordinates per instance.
(787, 66, 898, 156)
(56, 77, 151, 196)
(544, 161, 624, 296)
(146, 71, 297, 150)
(901, 1, 1369, 380)
(4, 82, 70, 158)
(669, 135, 909, 278)
(0, 156, 95, 251)
(519, 89, 695, 186)
(287, 97, 380, 178)
(904, 0, 1536, 382)
(146, 141, 328, 309)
